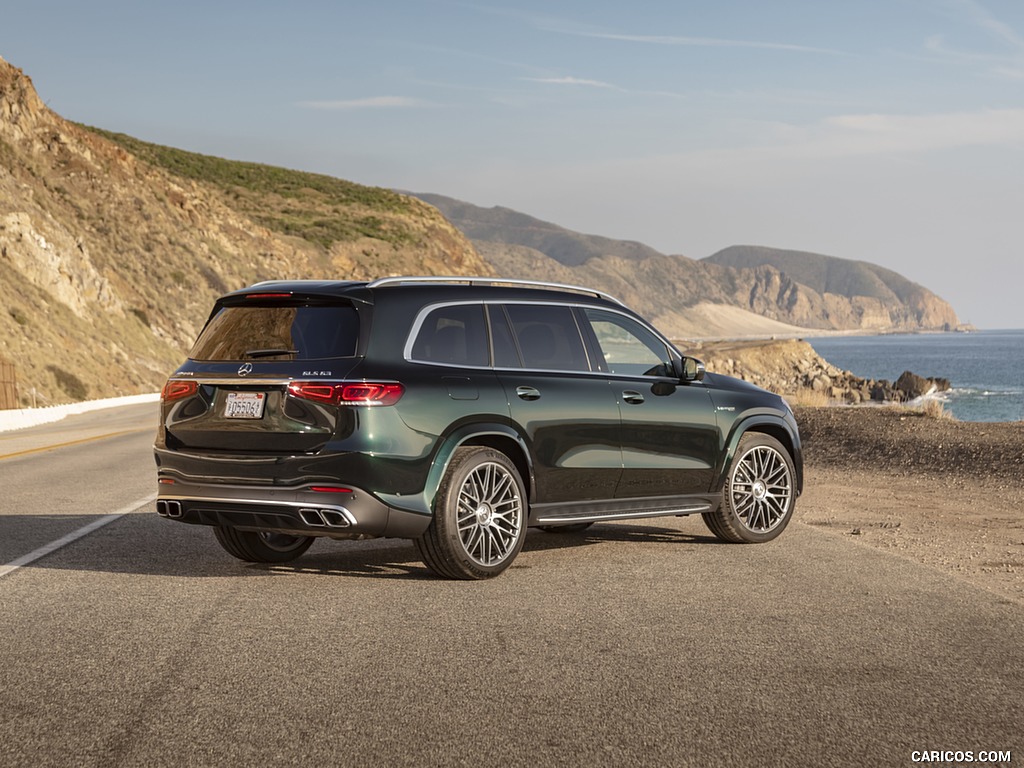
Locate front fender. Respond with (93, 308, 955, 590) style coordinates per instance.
(714, 410, 804, 496)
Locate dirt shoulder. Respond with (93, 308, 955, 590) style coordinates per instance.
(795, 406, 1024, 603)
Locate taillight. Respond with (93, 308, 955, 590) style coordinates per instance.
(339, 383, 404, 405)
(161, 380, 198, 402)
(288, 381, 404, 406)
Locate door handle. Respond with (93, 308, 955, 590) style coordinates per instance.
(516, 386, 541, 401)
(622, 390, 645, 405)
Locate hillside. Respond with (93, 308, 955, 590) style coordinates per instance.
(414, 193, 664, 266)
(704, 245, 959, 331)
(0, 55, 488, 405)
(415, 194, 962, 338)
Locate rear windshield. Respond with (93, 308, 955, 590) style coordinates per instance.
(189, 304, 359, 361)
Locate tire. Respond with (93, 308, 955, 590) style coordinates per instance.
(703, 433, 796, 543)
(537, 522, 594, 534)
(213, 527, 315, 563)
(415, 446, 528, 580)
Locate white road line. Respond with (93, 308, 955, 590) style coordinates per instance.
(0, 493, 157, 580)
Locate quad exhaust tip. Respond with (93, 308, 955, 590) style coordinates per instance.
(156, 500, 183, 519)
(157, 499, 350, 528)
(299, 508, 352, 528)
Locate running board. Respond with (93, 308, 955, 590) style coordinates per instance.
(532, 495, 719, 526)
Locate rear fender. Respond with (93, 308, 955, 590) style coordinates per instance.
(376, 423, 533, 517)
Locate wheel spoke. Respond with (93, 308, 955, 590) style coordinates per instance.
(489, 473, 512, 502)
(757, 503, 769, 530)
(457, 505, 476, 527)
(464, 524, 483, 555)
(751, 502, 765, 530)
(465, 473, 483, 505)
(735, 496, 756, 519)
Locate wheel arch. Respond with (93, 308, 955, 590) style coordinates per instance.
(716, 414, 803, 495)
(380, 422, 534, 516)
(458, 433, 533, 501)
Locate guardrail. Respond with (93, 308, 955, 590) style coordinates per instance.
(0, 393, 160, 433)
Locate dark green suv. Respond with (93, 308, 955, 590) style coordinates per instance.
(155, 277, 802, 579)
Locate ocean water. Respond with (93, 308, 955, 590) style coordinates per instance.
(806, 330, 1024, 423)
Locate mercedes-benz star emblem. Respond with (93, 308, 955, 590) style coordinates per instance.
(238, 363, 253, 376)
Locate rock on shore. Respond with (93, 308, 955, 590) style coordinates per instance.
(682, 338, 950, 404)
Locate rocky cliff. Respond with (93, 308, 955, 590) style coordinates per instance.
(0, 56, 487, 405)
(705, 246, 961, 332)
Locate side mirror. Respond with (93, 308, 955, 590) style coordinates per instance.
(673, 356, 706, 383)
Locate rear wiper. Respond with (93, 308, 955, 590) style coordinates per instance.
(243, 348, 298, 359)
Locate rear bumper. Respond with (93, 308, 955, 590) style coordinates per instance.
(156, 478, 431, 539)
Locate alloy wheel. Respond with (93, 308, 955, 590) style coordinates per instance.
(456, 461, 524, 566)
(730, 445, 793, 534)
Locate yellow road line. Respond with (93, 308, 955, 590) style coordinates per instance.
(0, 428, 153, 461)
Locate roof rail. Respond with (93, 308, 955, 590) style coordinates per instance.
(364, 276, 625, 306)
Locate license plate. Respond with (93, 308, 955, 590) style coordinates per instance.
(224, 392, 266, 419)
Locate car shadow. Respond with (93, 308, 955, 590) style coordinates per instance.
(3, 512, 723, 580)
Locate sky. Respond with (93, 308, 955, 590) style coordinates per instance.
(3, 0, 1023, 328)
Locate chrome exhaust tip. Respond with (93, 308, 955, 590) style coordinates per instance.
(157, 500, 183, 519)
(321, 510, 351, 528)
(299, 507, 352, 528)
(299, 508, 326, 527)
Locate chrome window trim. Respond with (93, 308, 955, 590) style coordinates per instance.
(403, 299, 686, 380)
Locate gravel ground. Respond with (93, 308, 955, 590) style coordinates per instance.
(795, 406, 1024, 603)
(797, 405, 1024, 482)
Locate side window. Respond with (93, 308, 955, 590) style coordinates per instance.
(583, 309, 672, 377)
(505, 304, 590, 372)
(410, 304, 488, 367)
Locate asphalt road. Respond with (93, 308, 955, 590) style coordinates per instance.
(0, 404, 1020, 767)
